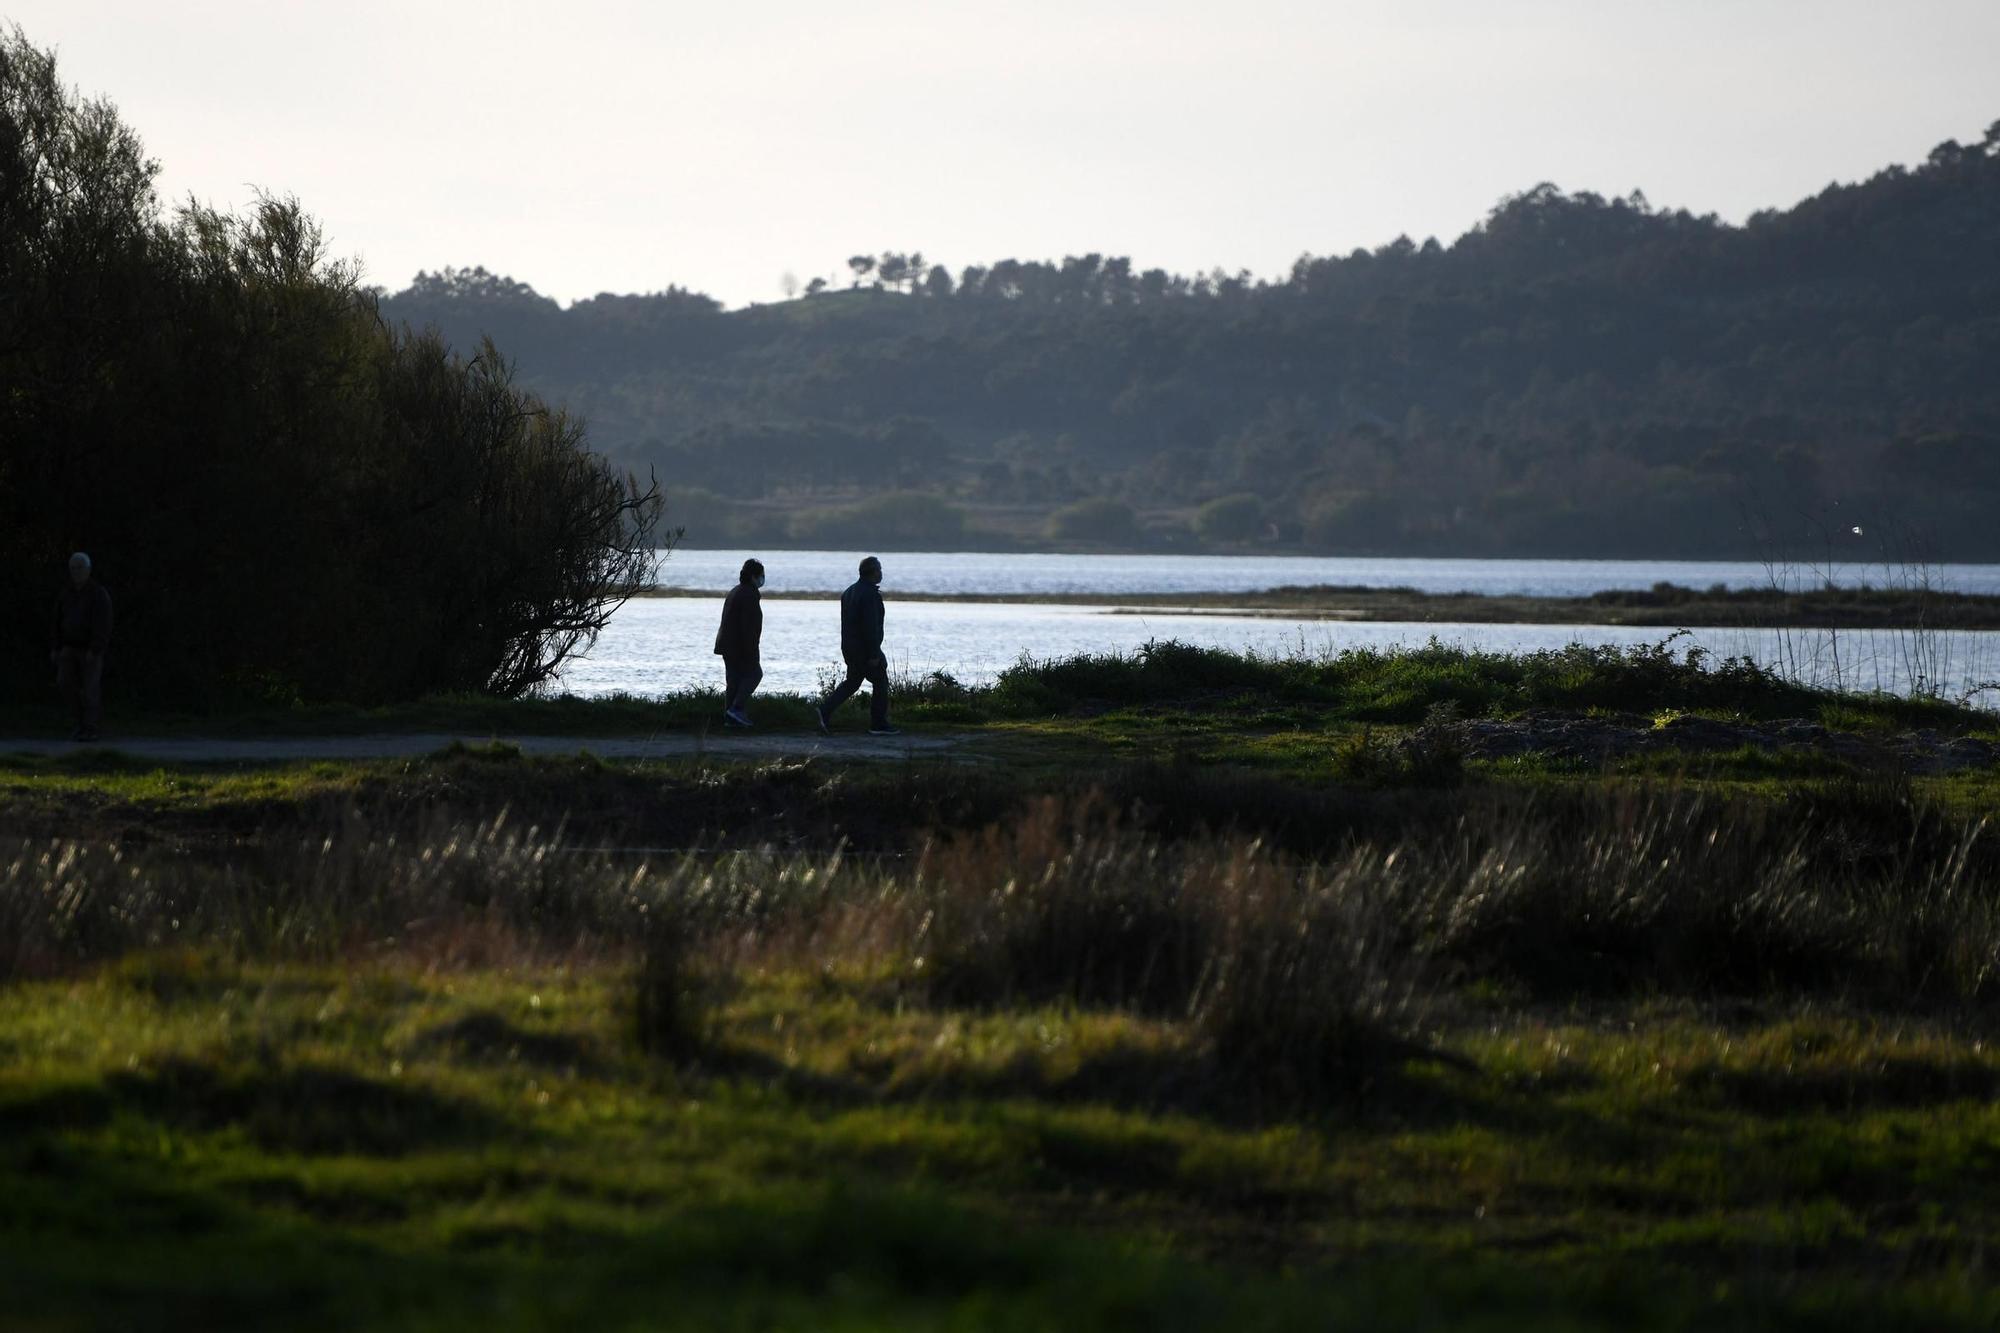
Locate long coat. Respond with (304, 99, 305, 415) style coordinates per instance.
(714, 582, 762, 659)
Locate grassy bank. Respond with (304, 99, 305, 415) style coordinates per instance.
(6, 636, 1995, 741)
(4, 636, 1998, 848)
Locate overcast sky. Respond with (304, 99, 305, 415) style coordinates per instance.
(12, 1, 1998, 307)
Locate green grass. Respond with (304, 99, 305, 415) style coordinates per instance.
(4, 957, 1998, 1330)
(2, 704, 1996, 858)
(0, 745, 1028, 856)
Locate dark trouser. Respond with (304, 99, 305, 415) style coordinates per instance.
(56, 647, 104, 733)
(821, 653, 889, 728)
(722, 652, 762, 715)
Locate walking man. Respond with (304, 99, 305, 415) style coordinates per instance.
(714, 558, 765, 727)
(817, 555, 899, 736)
(51, 551, 112, 742)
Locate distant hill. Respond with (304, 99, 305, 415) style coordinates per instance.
(379, 123, 2000, 560)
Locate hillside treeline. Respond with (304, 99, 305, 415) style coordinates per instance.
(384, 123, 2000, 558)
(0, 29, 661, 705)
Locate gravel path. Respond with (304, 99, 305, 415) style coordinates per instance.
(0, 731, 969, 764)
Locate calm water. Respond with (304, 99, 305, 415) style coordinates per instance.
(656, 549, 2000, 598)
(556, 594, 2000, 707)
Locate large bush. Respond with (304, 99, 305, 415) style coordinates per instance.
(0, 28, 662, 704)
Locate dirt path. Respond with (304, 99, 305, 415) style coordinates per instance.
(0, 730, 971, 764)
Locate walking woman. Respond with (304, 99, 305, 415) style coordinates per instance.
(714, 558, 764, 726)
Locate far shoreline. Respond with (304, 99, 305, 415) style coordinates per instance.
(629, 582, 2000, 630)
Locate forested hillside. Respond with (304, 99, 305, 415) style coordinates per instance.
(380, 124, 2000, 558)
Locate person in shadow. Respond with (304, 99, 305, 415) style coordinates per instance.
(816, 555, 900, 736)
(714, 557, 765, 727)
(52, 551, 112, 742)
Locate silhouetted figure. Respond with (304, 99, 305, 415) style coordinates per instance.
(817, 555, 899, 736)
(51, 551, 112, 742)
(714, 558, 765, 727)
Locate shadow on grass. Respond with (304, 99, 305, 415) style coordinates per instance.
(1688, 1056, 2000, 1114)
(113, 952, 355, 1008)
(675, 1027, 1521, 1144)
(13, 1145, 1986, 1333)
(0, 1059, 508, 1156)
(0, 1152, 1337, 1333)
(405, 1009, 605, 1077)
(5, 1036, 1996, 1328)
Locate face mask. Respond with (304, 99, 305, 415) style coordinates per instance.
(755, 574, 765, 588)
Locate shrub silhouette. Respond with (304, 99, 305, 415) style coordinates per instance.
(0, 27, 663, 705)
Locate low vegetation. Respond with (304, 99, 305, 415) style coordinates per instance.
(6, 783, 2000, 1327)
(971, 636, 1990, 729)
(7, 635, 1990, 744)
(17, 953, 2000, 1330)
(4, 642, 1999, 1327)
(6, 770, 1995, 1007)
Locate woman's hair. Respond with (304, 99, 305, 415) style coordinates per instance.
(740, 558, 765, 582)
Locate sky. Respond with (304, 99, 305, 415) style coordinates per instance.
(11, 1, 1998, 308)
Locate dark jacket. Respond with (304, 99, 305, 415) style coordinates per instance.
(54, 581, 113, 653)
(839, 579, 885, 663)
(713, 582, 762, 659)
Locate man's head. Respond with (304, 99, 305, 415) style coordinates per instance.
(67, 552, 91, 588)
(740, 558, 765, 588)
(859, 556, 882, 585)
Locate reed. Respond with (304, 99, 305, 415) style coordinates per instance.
(7, 781, 1994, 1099)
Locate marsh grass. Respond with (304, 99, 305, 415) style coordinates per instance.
(7, 773, 1997, 1110)
(903, 799, 1430, 1097)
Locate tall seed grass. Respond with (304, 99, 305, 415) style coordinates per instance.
(0, 812, 842, 980)
(4, 787, 1997, 1091)
(903, 799, 1428, 1091)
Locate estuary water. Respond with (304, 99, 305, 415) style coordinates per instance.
(553, 551, 2000, 706)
